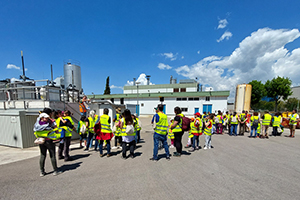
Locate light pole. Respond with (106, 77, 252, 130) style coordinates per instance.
(136, 82, 141, 116)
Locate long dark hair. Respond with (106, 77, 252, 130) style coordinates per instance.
(123, 109, 133, 125)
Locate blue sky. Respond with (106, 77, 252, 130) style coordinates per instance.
(1, 0, 300, 99)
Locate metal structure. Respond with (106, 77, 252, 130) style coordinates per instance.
(235, 84, 252, 113)
(64, 60, 82, 92)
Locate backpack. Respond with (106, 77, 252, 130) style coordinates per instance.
(252, 118, 259, 128)
(215, 116, 219, 123)
(80, 124, 86, 134)
(180, 116, 191, 132)
(231, 116, 237, 123)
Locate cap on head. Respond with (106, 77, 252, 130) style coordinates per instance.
(39, 113, 50, 118)
(194, 112, 200, 117)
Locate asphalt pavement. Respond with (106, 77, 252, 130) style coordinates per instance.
(1, 117, 300, 200)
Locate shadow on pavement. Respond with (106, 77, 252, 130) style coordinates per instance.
(72, 153, 91, 160)
(60, 162, 82, 172)
(181, 151, 191, 156)
(70, 146, 85, 151)
(133, 152, 142, 157)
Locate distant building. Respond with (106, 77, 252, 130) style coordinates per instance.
(89, 80, 230, 116)
(291, 86, 300, 99)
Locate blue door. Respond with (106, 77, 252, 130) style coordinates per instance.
(203, 104, 212, 113)
(194, 108, 199, 113)
(136, 105, 140, 116)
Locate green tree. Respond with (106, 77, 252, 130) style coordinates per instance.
(265, 76, 292, 111)
(284, 97, 299, 111)
(104, 76, 111, 94)
(248, 80, 265, 109)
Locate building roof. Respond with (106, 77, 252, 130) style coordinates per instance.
(123, 83, 198, 90)
(88, 90, 230, 99)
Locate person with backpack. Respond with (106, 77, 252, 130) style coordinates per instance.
(250, 112, 259, 138)
(272, 112, 282, 137)
(149, 104, 170, 161)
(230, 112, 238, 136)
(216, 110, 223, 134)
(170, 106, 185, 157)
(238, 110, 247, 135)
(77, 116, 87, 148)
(117, 109, 136, 159)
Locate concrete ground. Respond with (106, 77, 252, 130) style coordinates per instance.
(1, 117, 300, 200)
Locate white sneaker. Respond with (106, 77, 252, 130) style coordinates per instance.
(208, 146, 211, 149)
(204, 146, 208, 150)
(170, 145, 175, 148)
(112, 146, 118, 150)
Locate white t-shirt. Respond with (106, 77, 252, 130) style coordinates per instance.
(121, 118, 135, 143)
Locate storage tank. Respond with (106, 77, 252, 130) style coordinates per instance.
(64, 60, 82, 91)
(235, 84, 252, 113)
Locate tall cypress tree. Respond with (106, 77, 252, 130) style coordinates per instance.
(104, 76, 111, 94)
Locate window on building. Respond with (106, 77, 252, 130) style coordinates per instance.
(181, 108, 188, 112)
(188, 97, 200, 101)
(120, 98, 124, 104)
(188, 97, 193, 101)
(110, 98, 114, 103)
(194, 97, 199, 101)
(174, 88, 179, 92)
(205, 96, 210, 101)
(182, 98, 187, 101)
(176, 98, 181, 101)
(180, 88, 186, 92)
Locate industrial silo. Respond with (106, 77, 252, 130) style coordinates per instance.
(63, 60, 82, 91)
(234, 84, 252, 113)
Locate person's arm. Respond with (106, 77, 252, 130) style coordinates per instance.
(108, 117, 111, 124)
(170, 116, 180, 129)
(77, 123, 80, 134)
(113, 115, 117, 122)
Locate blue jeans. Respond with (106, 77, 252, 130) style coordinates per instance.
(205, 134, 211, 148)
(250, 126, 257, 137)
(230, 124, 238, 136)
(86, 133, 99, 150)
(135, 130, 140, 143)
(99, 140, 110, 155)
(192, 135, 199, 148)
(153, 133, 169, 160)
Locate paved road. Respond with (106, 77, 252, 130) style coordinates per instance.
(1, 117, 300, 200)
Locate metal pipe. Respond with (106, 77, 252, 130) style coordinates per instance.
(21, 51, 26, 81)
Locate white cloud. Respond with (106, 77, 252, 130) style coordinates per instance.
(126, 73, 154, 86)
(181, 56, 184, 59)
(217, 31, 233, 42)
(10, 77, 22, 83)
(217, 19, 228, 29)
(197, 51, 200, 54)
(158, 63, 172, 70)
(6, 64, 28, 71)
(175, 28, 300, 101)
(161, 52, 178, 61)
(110, 85, 123, 90)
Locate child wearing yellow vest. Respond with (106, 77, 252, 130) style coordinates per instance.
(168, 119, 175, 148)
(189, 113, 202, 152)
(204, 114, 213, 150)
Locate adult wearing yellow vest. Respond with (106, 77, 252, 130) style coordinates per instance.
(112, 107, 122, 149)
(170, 106, 184, 157)
(58, 110, 75, 161)
(134, 114, 142, 143)
(96, 108, 114, 157)
(84, 110, 100, 151)
(238, 110, 247, 135)
(34, 108, 62, 176)
(261, 110, 272, 139)
(149, 104, 170, 161)
(77, 115, 87, 148)
(230, 112, 239, 136)
(117, 109, 136, 159)
(250, 112, 260, 138)
(272, 112, 282, 137)
(288, 109, 299, 138)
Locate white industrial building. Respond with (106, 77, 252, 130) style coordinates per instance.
(90, 80, 230, 116)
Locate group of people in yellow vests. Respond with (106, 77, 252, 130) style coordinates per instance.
(33, 105, 299, 175)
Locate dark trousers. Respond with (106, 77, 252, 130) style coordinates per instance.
(39, 140, 57, 172)
(58, 137, 71, 160)
(239, 123, 245, 135)
(174, 131, 184, 154)
(122, 140, 136, 158)
(86, 132, 99, 150)
(114, 136, 122, 146)
(273, 127, 278, 136)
